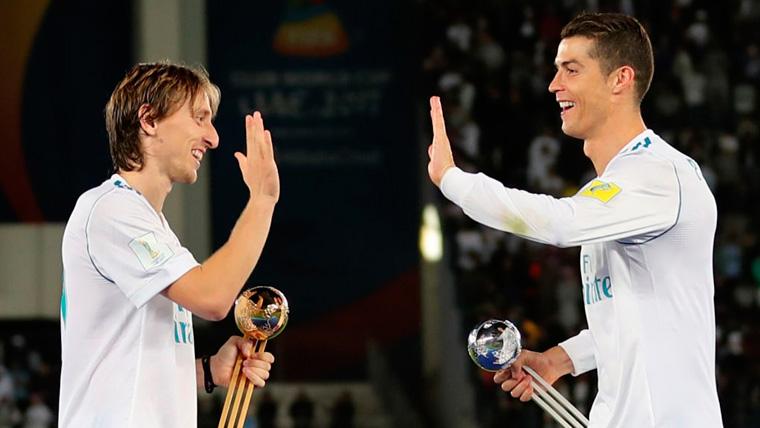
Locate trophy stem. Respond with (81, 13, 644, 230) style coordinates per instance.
(237, 340, 267, 428)
(218, 336, 268, 428)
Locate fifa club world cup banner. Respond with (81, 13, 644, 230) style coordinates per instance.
(208, 0, 419, 378)
(0, 1, 131, 222)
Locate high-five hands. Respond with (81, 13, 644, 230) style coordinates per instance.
(235, 112, 280, 205)
(428, 96, 456, 187)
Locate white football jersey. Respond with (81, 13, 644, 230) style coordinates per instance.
(441, 129, 723, 427)
(60, 175, 199, 428)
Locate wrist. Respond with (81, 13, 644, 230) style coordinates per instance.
(209, 355, 226, 387)
(246, 198, 276, 215)
(202, 355, 217, 393)
(546, 346, 575, 377)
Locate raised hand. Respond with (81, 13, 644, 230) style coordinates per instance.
(235, 112, 280, 204)
(428, 96, 456, 187)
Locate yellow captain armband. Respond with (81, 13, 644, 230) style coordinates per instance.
(579, 180, 622, 203)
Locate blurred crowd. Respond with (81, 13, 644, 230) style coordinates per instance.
(419, 0, 760, 426)
(0, 335, 57, 428)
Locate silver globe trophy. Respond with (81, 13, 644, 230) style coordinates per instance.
(468, 319, 589, 428)
(219, 286, 289, 428)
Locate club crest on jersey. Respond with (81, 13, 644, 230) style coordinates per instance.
(129, 232, 174, 270)
(580, 180, 621, 203)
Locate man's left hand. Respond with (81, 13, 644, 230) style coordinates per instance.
(211, 336, 275, 388)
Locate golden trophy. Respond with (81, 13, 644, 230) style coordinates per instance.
(218, 286, 289, 428)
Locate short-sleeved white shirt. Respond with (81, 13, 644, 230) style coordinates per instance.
(59, 175, 200, 428)
(442, 130, 723, 427)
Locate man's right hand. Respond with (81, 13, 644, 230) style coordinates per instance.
(428, 96, 456, 187)
(235, 112, 280, 205)
(493, 346, 574, 402)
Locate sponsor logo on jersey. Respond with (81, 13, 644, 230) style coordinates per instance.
(173, 304, 194, 345)
(582, 254, 613, 305)
(129, 232, 174, 270)
(580, 180, 621, 203)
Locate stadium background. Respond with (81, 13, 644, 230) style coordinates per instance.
(0, 0, 758, 426)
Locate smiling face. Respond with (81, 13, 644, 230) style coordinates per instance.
(548, 36, 614, 140)
(150, 92, 219, 184)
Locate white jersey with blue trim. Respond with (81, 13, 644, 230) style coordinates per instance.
(441, 129, 722, 427)
(59, 174, 199, 428)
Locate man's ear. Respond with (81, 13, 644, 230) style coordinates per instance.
(610, 65, 636, 96)
(138, 104, 158, 136)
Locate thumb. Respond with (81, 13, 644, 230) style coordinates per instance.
(234, 152, 247, 174)
(240, 339, 253, 359)
(511, 354, 528, 378)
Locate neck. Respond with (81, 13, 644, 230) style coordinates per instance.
(583, 106, 647, 176)
(117, 167, 172, 213)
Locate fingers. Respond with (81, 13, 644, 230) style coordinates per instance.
(263, 130, 274, 160)
(493, 368, 511, 383)
(496, 365, 533, 402)
(504, 375, 533, 402)
(429, 96, 448, 141)
(519, 382, 534, 402)
(242, 365, 269, 387)
(242, 352, 275, 387)
(244, 112, 266, 159)
(240, 338, 254, 359)
(234, 152, 247, 177)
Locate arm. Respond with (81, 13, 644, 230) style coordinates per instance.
(428, 96, 680, 248)
(438, 160, 679, 248)
(163, 112, 280, 320)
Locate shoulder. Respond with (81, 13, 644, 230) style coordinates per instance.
(605, 141, 678, 186)
(86, 184, 156, 230)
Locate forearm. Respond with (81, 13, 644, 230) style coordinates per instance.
(166, 199, 275, 320)
(198, 200, 275, 298)
(441, 168, 572, 246)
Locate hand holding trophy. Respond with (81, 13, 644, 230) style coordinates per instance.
(467, 319, 589, 428)
(219, 286, 289, 428)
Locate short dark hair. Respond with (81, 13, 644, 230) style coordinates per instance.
(561, 13, 654, 103)
(105, 62, 221, 172)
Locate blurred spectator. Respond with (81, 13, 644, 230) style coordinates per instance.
(289, 389, 315, 428)
(23, 392, 53, 428)
(257, 390, 278, 428)
(329, 390, 356, 428)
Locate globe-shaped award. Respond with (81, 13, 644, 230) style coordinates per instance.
(234, 286, 289, 341)
(220, 286, 289, 428)
(467, 319, 521, 372)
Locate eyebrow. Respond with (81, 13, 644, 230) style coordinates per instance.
(193, 108, 212, 117)
(554, 60, 583, 69)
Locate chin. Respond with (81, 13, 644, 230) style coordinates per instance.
(561, 123, 585, 140)
(175, 171, 198, 184)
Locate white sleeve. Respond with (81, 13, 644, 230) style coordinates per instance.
(440, 153, 680, 247)
(558, 329, 596, 376)
(86, 193, 199, 308)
